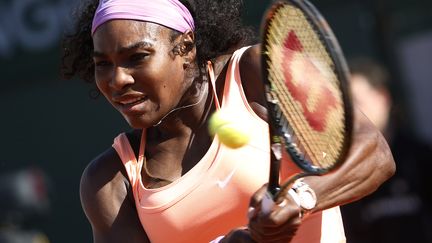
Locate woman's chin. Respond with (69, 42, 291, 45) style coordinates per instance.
(124, 116, 153, 129)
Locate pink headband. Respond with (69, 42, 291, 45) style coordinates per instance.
(91, 0, 195, 35)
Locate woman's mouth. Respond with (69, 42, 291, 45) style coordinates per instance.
(118, 96, 147, 105)
(115, 96, 149, 114)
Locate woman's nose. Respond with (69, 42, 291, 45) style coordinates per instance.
(110, 66, 134, 91)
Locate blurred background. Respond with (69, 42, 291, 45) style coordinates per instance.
(0, 0, 431, 242)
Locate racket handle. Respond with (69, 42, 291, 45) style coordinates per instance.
(264, 149, 280, 215)
(268, 143, 282, 197)
(261, 191, 276, 214)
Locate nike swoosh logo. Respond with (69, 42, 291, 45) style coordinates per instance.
(216, 168, 237, 189)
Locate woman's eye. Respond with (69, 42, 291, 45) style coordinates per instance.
(130, 53, 149, 63)
(94, 60, 112, 68)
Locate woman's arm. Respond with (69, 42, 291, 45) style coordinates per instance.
(80, 148, 150, 243)
(238, 44, 395, 241)
(241, 44, 395, 210)
(304, 106, 395, 211)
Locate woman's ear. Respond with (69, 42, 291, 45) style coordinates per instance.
(179, 30, 196, 69)
(181, 30, 195, 54)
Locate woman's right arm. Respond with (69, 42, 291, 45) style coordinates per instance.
(80, 148, 150, 243)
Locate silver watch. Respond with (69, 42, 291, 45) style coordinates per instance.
(292, 179, 317, 211)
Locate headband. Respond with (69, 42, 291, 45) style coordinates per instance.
(91, 0, 195, 35)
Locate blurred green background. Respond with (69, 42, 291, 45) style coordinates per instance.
(0, 0, 431, 242)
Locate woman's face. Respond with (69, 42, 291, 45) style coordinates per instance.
(92, 20, 191, 128)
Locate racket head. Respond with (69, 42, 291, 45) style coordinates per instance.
(261, 0, 353, 175)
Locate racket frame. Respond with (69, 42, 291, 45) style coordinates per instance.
(260, 0, 353, 199)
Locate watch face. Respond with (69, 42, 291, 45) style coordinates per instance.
(292, 180, 317, 211)
(298, 189, 317, 210)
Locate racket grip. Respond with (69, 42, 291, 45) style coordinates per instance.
(268, 143, 282, 196)
(262, 188, 302, 215)
(261, 191, 276, 214)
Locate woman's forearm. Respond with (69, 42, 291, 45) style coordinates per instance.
(304, 107, 396, 212)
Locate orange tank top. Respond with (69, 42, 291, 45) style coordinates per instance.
(112, 47, 346, 243)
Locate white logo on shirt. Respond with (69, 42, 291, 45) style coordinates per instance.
(216, 168, 237, 189)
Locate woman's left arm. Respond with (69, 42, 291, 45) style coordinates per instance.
(241, 44, 396, 210)
(219, 108, 395, 243)
(236, 44, 395, 242)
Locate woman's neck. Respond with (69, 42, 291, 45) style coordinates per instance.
(143, 81, 214, 186)
(141, 55, 232, 185)
(149, 78, 212, 137)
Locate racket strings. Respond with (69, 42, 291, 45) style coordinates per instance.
(270, 69, 332, 167)
(267, 47, 331, 167)
(282, 23, 344, 168)
(273, 46, 343, 168)
(265, 4, 346, 168)
(267, 72, 318, 164)
(266, 9, 326, 165)
(268, 68, 326, 167)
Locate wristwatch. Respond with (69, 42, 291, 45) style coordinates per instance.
(291, 179, 317, 213)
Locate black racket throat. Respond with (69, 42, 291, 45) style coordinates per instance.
(266, 95, 322, 197)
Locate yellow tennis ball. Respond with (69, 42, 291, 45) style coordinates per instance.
(208, 110, 250, 149)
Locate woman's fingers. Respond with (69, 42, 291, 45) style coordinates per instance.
(248, 187, 303, 242)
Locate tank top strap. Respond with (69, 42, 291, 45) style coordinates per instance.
(221, 46, 252, 110)
(207, 46, 251, 111)
(112, 131, 146, 186)
(207, 61, 220, 110)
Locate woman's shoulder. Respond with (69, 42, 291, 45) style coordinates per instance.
(80, 146, 132, 226)
(80, 130, 141, 205)
(237, 44, 268, 120)
(81, 146, 128, 190)
(240, 44, 261, 64)
(79, 144, 150, 241)
(238, 44, 262, 94)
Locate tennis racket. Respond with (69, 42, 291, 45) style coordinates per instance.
(260, 0, 353, 211)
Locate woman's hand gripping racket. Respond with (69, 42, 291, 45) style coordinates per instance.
(260, 0, 353, 213)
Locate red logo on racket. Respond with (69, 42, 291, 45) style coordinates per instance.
(281, 31, 337, 132)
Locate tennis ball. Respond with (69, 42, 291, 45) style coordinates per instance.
(208, 110, 250, 149)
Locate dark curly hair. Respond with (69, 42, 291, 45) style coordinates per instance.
(61, 0, 256, 83)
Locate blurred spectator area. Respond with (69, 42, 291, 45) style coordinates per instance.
(0, 0, 431, 242)
(0, 167, 50, 243)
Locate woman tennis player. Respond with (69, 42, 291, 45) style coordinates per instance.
(61, 0, 395, 242)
